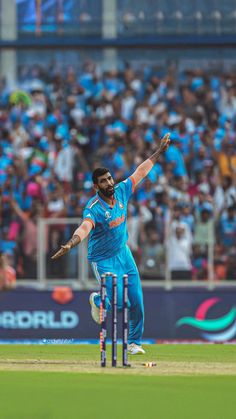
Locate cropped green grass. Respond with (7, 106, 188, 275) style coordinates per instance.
(0, 371, 235, 419)
(0, 345, 235, 419)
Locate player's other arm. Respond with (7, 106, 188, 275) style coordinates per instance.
(131, 133, 170, 187)
(51, 219, 93, 260)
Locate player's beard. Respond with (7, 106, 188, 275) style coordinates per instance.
(99, 186, 114, 198)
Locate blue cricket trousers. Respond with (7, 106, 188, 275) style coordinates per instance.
(91, 245, 144, 345)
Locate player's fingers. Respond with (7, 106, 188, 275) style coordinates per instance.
(51, 253, 59, 260)
(51, 248, 65, 260)
(51, 244, 71, 259)
(161, 137, 170, 148)
(160, 133, 170, 149)
(51, 251, 61, 260)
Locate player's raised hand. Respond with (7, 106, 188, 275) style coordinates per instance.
(51, 244, 71, 260)
(159, 133, 171, 153)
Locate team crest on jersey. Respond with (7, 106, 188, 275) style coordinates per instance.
(105, 211, 111, 220)
(119, 202, 124, 209)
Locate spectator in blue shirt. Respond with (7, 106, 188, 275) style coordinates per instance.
(218, 206, 236, 248)
(164, 137, 187, 177)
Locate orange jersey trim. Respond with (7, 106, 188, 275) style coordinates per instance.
(98, 196, 116, 209)
(84, 218, 95, 228)
(110, 198, 116, 208)
(129, 176, 136, 192)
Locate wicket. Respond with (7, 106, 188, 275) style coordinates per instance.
(100, 272, 130, 367)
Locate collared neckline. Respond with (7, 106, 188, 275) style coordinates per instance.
(97, 192, 116, 209)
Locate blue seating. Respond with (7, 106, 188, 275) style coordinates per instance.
(17, 0, 236, 36)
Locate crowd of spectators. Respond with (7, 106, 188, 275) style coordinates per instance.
(0, 61, 236, 282)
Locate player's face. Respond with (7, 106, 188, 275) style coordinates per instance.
(96, 173, 115, 197)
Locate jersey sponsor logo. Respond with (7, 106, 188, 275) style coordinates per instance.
(109, 214, 125, 229)
(105, 211, 111, 220)
(119, 202, 124, 209)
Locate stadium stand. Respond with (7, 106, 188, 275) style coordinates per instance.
(0, 63, 236, 281)
(117, 0, 236, 35)
(16, 0, 236, 37)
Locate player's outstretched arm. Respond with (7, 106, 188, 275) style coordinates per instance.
(51, 220, 93, 260)
(131, 133, 170, 186)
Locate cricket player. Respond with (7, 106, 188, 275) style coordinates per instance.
(52, 133, 170, 354)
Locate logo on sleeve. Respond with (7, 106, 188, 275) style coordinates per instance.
(119, 202, 124, 209)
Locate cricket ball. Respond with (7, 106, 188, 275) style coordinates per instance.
(142, 362, 157, 367)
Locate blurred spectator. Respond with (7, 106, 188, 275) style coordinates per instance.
(217, 205, 236, 249)
(0, 251, 16, 290)
(181, 203, 195, 232)
(192, 244, 208, 281)
(193, 204, 214, 280)
(164, 138, 187, 177)
(46, 184, 65, 217)
(226, 248, 236, 280)
(217, 139, 236, 179)
(10, 198, 44, 279)
(214, 176, 236, 215)
(141, 230, 165, 279)
(53, 136, 75, 189)
(214, 244, 227, 281)
(101, 139, 127, 181)
(167, 221, 192, 280)
(194, 204, 214, 247)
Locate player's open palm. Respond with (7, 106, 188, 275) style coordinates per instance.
(160, 133, 171, 152)
(51, 244, 71, 260)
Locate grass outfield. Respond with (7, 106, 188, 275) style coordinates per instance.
(0, 344, 235, 419)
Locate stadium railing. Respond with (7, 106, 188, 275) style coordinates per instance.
(14, 218, 236, 290)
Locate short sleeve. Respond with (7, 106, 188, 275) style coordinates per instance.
(83, 207, 96, 228)
(118, 177, 136, 201)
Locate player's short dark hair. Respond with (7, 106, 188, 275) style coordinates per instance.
(92, 167, 110, 184)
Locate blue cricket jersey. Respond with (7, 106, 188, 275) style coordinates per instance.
(83, 177, 135, 261)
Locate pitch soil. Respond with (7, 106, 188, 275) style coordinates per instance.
(0, 358, 235, 375)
